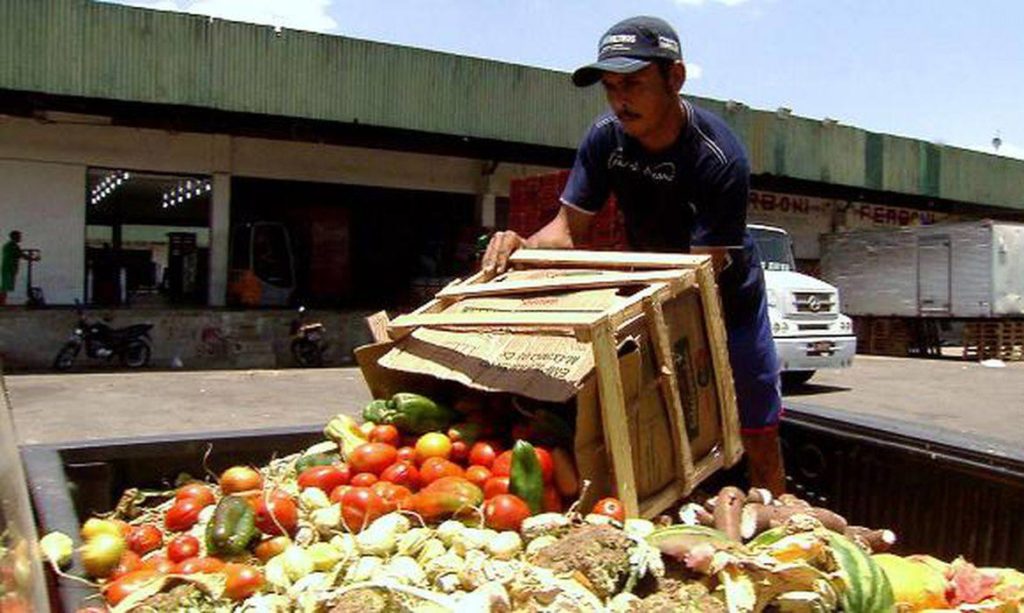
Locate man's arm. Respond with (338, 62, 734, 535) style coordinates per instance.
(481, 206, 594, 277)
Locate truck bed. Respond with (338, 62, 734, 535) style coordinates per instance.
(20, 406, 1024, 610)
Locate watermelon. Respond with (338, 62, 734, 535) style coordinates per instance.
(826, 532, 896, 613)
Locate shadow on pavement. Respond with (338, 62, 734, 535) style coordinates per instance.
(783, 383, 851, 397)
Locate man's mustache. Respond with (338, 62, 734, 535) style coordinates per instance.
(616, 108, 641, 121)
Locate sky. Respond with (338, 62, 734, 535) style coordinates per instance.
(103, 0, 1024, 160)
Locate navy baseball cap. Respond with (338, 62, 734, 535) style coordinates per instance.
(572, 16, 682, 87)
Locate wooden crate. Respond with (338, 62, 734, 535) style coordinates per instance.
(359, 250, 742, 519)
(963, 321, 1024, 361)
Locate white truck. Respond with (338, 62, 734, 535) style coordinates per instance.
(749, 224, 857, 386)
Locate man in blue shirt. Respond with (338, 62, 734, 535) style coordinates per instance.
(483, 16, 785, 493)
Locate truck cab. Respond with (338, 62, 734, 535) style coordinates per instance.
(749, 224, 857, 386)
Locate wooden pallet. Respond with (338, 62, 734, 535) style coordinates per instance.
(853, 317, 941, 357)
(367, 249, 743, 519)
(963, 321, 1024, 361)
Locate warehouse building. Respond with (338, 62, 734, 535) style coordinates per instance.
(2, 0, 1023, 368)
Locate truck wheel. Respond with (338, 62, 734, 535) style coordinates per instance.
(52, 343, 80, 371)
(782, 370, 815, 389)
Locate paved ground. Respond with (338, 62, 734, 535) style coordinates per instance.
(5, 368, 372, 445)
(5, 354, 1022, 447)
(786, 352, 1024, 445)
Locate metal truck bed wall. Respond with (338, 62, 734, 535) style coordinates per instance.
(782, 403, 1024, 568)
(20, 411, 1024, 610)
(821, 220, 1024, 318)
(21, 426, 324, 612)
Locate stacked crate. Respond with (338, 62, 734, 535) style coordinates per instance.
(853, 317, 941, 358)
(963, 321, 1024, 361)
(508, 171, 628, 250)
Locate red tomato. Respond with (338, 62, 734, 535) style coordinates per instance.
(224, 563, 264, 601)
(396, 446, 417, 463)
(253, 536, 290, 563)
(141, 554, 175, 574)
(372, 481, 413, 511)
(329, 485, 350, 504)
(468, 441, 501, 469)
(350, 472, 379, 487)
(339, 486, 386, 532)
(419, 457, 464, 485)
(465, 465, 492, 488)
(483, 494, 532, 531)
(449, 440, 469, 463)
(175, 556, 225, 575)
(126, 524, 163, 556)
(379, 462, 421, 490)
(164, 498, 204, 532)
(534, 448, 554, 484)
(252, 489, 298, 536)
(543, 485, 562, 513)
(592, 497, 626, 523)
(104, 569, 162, 606)
(175, 483, 215, 508)
(109, 550, 142, 580)
(219, 466, 262, 494)
(491, 450, 514, 477)
(348, 443, 398, 475)
(166, 534, 200, 563)
(483, 476, 510, 499)
(369, 424, 401, 446)
(298, 465, 350, 492)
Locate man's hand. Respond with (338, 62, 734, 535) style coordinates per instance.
(481, 230, 527, 278)
(690, 246, 734, 276)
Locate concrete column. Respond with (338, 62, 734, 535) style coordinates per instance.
(208, 173, 231, 306)
(476, 161, 500, 229)
(480, 193, 497, 228)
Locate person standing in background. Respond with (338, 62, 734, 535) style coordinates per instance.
(1, 230, 29, 305)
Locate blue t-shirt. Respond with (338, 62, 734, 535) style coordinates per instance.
(561, 98, 764, 326)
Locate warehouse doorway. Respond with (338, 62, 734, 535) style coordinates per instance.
(84, 169, 211, 307)
(230, 178, 480, 309)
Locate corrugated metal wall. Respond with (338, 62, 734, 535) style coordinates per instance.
(2, 0, 1023, 211)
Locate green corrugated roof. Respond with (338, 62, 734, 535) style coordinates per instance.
(2, 0, 1023, 211)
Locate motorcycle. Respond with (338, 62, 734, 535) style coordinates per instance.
(52, 302, 153, 371)
(290, 306, 327, 367)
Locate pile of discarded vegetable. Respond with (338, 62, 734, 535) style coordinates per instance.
(36, 392, 1024, 612)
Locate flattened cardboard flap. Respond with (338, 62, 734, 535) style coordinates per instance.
(378, 328, 594, 403)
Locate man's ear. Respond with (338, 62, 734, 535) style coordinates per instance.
(672, 61, 686, 92)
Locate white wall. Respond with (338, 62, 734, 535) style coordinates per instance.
(0, 159, 85, 304)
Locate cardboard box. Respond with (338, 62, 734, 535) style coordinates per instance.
(356, 250, 742, 518)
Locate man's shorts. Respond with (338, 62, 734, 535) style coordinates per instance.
(725, 285, 783, 432)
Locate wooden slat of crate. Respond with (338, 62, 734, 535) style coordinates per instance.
(385, 250, 742, 519)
